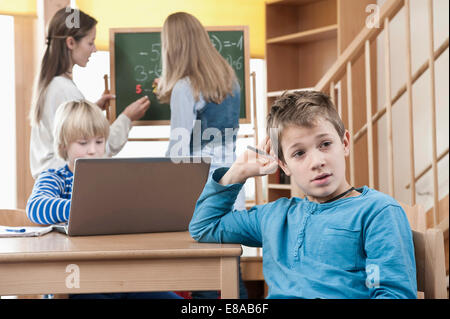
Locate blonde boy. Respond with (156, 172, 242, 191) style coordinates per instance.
(26, 100, 182, 299)
(27, 100, 109, 225)
(189, 90, 417, 299)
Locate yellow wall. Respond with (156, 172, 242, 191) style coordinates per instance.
(77, 0, 265, 58)
(0, 0, 36, 16)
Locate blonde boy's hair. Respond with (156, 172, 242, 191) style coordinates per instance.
(157, 12, 237, 104)
(53, 100, 110, 160)
(267, 90, 345, 163)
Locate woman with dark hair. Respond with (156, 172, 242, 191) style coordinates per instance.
(29, 7, 150, 179)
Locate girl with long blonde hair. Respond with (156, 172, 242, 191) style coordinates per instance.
(157, 13, 236, 104)
(157, 12, 244, 208)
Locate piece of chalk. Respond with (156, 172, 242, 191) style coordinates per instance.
(247, 145, 275, 160)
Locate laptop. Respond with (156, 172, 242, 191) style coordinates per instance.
(54, 157, 210, 236)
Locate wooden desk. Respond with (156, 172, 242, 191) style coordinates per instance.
(0, 231, 242, 298)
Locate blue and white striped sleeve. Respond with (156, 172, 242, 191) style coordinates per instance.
(26, 171, 71, 225)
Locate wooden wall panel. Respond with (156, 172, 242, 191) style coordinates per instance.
(296, 0, 337, 31)
(15, 0, 70, 208)
(297, 38, 337, 88)
(266, 44, 299, 92)
(14, 16, 38, 209)
(42, 0, 70, 28)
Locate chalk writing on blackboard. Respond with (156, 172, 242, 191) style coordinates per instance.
(111, 27, 250, 124)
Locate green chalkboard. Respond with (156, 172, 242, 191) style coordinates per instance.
(110, 27, 250, 125)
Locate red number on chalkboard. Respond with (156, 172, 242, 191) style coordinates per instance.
(136, 84, 142, 94)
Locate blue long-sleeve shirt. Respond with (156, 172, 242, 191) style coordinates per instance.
(26, 165, 73, 225)
(189, 168, 417, 299)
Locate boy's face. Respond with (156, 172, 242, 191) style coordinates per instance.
(278, 119, 351, 203)
(66, 136, 106, 171)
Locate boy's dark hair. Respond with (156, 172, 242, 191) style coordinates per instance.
(266, 90, 345, 162)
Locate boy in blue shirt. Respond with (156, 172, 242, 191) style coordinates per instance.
(189, 90, 417, 299)
(27, 99, 181, 299)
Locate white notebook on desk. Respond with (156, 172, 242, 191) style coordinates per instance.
(0, 225, 54, 237)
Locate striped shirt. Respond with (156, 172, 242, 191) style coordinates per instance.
(26, 165, 73, 225)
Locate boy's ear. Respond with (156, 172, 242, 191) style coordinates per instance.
(59, 144, 68, 161)
(342, 130, 350, 156)
(278, 158, 292, 176)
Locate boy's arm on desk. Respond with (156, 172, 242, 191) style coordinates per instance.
(26, 171, 71, 225)
(189, 167, 265, 248)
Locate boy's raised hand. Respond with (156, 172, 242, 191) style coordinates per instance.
(219, 137, 279, 186)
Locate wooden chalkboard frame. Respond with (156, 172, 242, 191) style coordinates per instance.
(109, 26, 251, 126)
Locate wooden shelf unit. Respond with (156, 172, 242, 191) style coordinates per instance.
(265, 0, 338, 198)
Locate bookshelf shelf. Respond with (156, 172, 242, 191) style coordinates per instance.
(268, 184, 292, 190)
(266, 24, 337, 44)
(267, 87, 314, 98)
(266, 0, 317, 5)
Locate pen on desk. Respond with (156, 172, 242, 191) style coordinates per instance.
(247, 145, 276, 160)
(5, 228, 26, 233)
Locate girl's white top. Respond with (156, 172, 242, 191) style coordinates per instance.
(29, 76, 132, 179)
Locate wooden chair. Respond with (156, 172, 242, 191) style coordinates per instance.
(399, 203, 448, 299)
(0, 209, 70, 299)
(0, 208, 39, 227)
(0, 209, 45, 299)
(400, 202, 427, 233)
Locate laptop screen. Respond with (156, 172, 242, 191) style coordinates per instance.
(67, 157, 210, 236)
